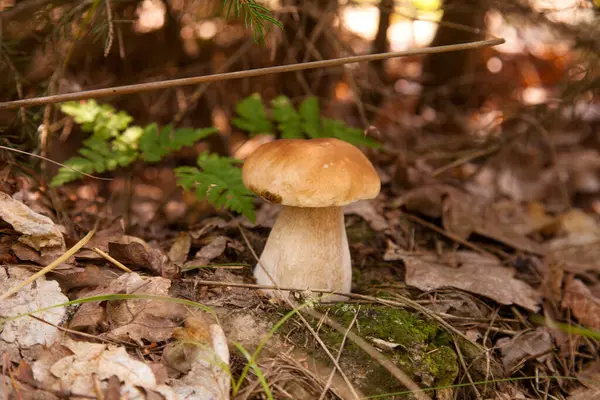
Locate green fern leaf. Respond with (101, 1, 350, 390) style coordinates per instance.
(60, 100, 132, 139)
(232, 94, 273, 134)
(322, 118, 381, 148)
(174, 153, 256, 222)
(49, 135, 139, 187)
(50, 157, 96, 187)
(60, 100, 101, 124)
(271, 96, 303, 138)
(139, 124, 218, 162)
(299, 97, 323, 138)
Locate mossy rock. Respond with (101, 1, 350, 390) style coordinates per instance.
(284, 304, 459, 399)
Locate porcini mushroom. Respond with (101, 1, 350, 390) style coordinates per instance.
(242, 138, 380, 301)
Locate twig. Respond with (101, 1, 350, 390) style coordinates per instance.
(189, 278, 486, 352)
(0, 145, 113, 181)
(318, 309, 358, 400)
(0, 226, 97, 301)
(401, 212, 496, 257)
(92, 247, 133, 273)
(303, 307, 431, 400)
(173, 38, 255, 123)
(430, 145, 500, 177)
(0, 38, 505, 110)
(29, 314, 135, 347)
(103, 0, 114, 57)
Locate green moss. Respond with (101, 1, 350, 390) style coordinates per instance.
(345, 218, 375, 244)
(285, 304, 459, 399)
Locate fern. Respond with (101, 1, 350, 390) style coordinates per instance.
(231, 94, 274, 134)
(139, 124, 218, 162)
(233, 94, 381, 148)
(174, 153, 256, 222)
(50, 136, 138, 187)
(222, 0, 282, 44)
(50, 101, 217, 187)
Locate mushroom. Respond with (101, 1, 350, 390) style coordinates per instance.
(242, 138, 380, 301)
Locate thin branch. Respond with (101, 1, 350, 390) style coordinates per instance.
(0, 145, 113, 181)
(103, 0, 114, 57)
(0, 38, 505, 110)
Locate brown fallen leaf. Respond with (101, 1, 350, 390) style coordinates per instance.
(189, 217, 230, 239)
(0, 191, 65, 251)
(561, 276, 600, 330)
(441, 190, 476, 240)
(165, 315, 231, 400)
(168, 232, 191, 266)
(76, 220, 125, 261)
(105, 274, 188, 343)
(400, 185, 544, 254)
(547, 209, 600, 273)
(109, 239, 180, 278)
(184, 236, 243, 270)
(344, 200, 391, 233)
(70, 272, 188, 343)
(385, 245, 541, 311)
(496, 327, 553, 371)
(569, 360, 600, 400)
(53, 265, 107, 291)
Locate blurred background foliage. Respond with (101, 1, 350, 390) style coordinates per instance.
(1, 0, 599, 214)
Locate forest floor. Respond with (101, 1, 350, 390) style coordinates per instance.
(1, 112, 600, 400)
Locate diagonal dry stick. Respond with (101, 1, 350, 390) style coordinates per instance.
(0, 226, 97, 301)
(0, 38, 504, 110)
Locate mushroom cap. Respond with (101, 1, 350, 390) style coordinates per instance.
(242, 138, 381, 207)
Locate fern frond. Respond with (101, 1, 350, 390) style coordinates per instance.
(60, 100, 132, 139)
(271, 96, 303, 138)
(231, 94, 274, 134)
(221, 0, 282, 43)
(53, 100, 218, 187)
(174, 152, 256, 222)
(139, 124, 218, 162)
(234, 94, 381, 148)
(49, 136, 137, 187)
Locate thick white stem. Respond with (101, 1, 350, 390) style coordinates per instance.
(254, 206, 351, 301)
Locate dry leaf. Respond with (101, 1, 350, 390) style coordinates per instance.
(441, 191, 476, 240)
(54, 265, 107, 291)
(106, 276, 188, 343)
(47, 338, 176, 399)
(344, 200, 391, 233)
(166, 315, 231, 400)
(0, 266, 68, 348)
(547, 209, 600, 273)
(185, 236, 231, 268)
(0, 191, 65, 251)
(561, 276, 600, 330)
(168, 232, 192, 266)
(400, 185, 544, 254)
(189, 217, 230, 239)
(385, 246, 541, 311)
(109, 239, 180, 278)
(76, 220, 125, 260)
(72, 273, 188, 343)
(496, 328, 553, 371)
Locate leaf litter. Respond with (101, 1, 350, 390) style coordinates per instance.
(384, 243, 541, 311)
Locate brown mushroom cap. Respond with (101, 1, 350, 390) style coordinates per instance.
(242, 138, 381, 207)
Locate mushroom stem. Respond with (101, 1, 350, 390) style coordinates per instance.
(254, 206, 351, 301)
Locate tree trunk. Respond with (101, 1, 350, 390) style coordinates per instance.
(418, 0, 488, 112)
